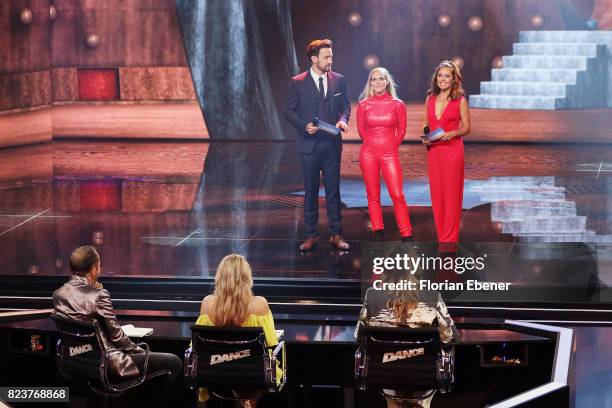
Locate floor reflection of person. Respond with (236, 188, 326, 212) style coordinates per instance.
(357, 67, 413, 242)
(195, 254, 282, 408)
(356, 249, 458, 408)
(421, 61, 470, 252)
(283, 39, 351, 252)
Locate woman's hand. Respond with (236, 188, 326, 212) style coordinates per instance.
(438, 131, 456, 142)
(420, 136, 431, 146)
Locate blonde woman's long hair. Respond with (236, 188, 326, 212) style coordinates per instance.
(210, 254, 254, 327)
(359, 67, 398, 101)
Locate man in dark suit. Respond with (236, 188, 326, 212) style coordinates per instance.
(284, 39, 351, 251)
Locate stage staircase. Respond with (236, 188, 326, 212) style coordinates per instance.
(470, 31, 612, 110)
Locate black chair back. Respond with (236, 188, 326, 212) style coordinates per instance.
(357, 325, 441, 390)
(51, 314, 104, 383)
(187, 325, 270, 389)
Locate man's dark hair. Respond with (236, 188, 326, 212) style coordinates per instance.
(306, 39, 332, 60)
(69, 245, 100, 276)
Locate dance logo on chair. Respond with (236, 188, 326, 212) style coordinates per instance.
(382, 347, 425, 363)
(210, 349, 251, 365)
(68, 343, 94, 357)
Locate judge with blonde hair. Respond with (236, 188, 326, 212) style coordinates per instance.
(195, 254, 282, 407)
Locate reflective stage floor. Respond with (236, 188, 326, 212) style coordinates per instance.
(1, 140, 611, 311)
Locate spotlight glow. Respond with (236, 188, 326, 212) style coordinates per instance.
(492, 56, 503, 69)
(20, 8, 33, 25)
(530, 15, 544, 28)
(438, 15, 451, 28)
(348, 12, 362, 26)
(363, 54, 380, 70)
(468, 16, 483, 31)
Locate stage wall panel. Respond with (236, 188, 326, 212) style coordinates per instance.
(0, 71, 51, 110)
(51, 68, 79, 102)
(50, 1, 188, 67)
(119, 67, 196, 101)
(0, 108, 52, 149)
(0, 0, 51, 74)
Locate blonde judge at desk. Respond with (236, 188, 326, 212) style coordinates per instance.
(195, 254, 283, 408)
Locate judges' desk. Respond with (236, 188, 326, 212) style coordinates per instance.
(0, 312, 569, 408)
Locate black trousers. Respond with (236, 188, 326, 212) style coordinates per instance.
(300, 135, 343, 237)
(131, 351, 182, 380)
(126, 352, 184, 407)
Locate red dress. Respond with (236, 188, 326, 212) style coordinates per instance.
(357, 93, 412, 237)
(426, 95, 464, 247)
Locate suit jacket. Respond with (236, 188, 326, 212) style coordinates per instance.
(283, 70, 351, 154)
(52, 275, 142, 378)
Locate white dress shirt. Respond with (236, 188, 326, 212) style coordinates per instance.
(310, 68, 328, 98)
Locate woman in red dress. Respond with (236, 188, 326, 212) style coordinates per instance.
(357, 67, 413, 241)
(422, 61, 471, 252)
